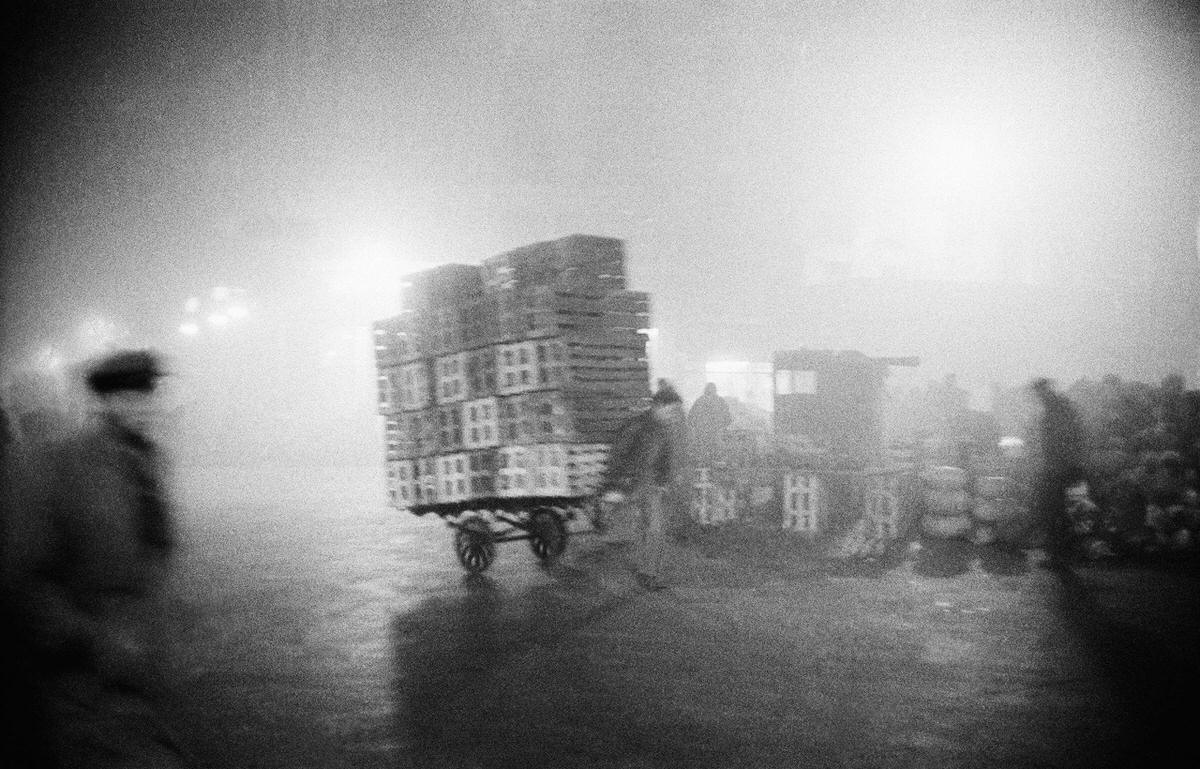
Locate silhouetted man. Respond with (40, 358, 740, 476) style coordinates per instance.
(602, 380, 686, 590)
(1031, 378, 1086, 569)
(687, 382, 732, 466)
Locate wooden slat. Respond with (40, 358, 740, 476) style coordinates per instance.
(565, 356, 649, 370)
(562, 381, 650, 397)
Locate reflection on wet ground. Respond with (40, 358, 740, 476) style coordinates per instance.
(167, 467, 1200, 768)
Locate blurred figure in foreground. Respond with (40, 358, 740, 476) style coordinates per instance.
(1031, 378, 1087, 570)
(602, 380, 686, 590)
(1, 350, 190, 768)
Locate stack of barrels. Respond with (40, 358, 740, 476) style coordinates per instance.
(919, 466, 973, 539)
(919, 467, 1026, 544)
(970, 475, 1021, 545)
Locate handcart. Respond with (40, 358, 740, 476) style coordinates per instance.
(411, 495, 609, 574)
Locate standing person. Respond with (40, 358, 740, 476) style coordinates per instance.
(602, 381, 686, 590)
(1, 349, 190, 768)
(687, 382, 732, 467)
(1031, 378, 1087, 570)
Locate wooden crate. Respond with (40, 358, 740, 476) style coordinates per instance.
(465, 347, 498, 399)
(467, 449, 498, 497)
(435, 452, 471, 503)
(384, 417, 421, 461)
(415, 457, 439, 504)
(482, 235, 627, 296)
(782, 472, 826, 534)
(400, 263, 484, 313)
(566, 443, 609, 496)
(386, 460, 418, 509)
(396, 362, 432, 412)
(692, 467, 739, 526)
(432, 404, 465, 453)
(461, 397, 500, 449)
(392, 410, 437, 460)
(433, 352, 469, 405)
(495, 342, 540, 395)
(376, 372, 394, 415)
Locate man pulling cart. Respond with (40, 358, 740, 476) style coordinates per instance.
(372, 235, 655, 574)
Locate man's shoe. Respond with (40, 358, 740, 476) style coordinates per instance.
(636, 573, 668, 591)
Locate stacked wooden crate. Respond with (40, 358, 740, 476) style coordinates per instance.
(374, 235, 652, 510)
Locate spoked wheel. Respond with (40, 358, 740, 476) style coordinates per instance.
(455, 518, 496, 574)
(528, 509, 568, 565)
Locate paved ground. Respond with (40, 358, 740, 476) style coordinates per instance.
(163, 467, 1200, 768)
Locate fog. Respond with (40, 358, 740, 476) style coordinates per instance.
(2, 0, 1198, 466)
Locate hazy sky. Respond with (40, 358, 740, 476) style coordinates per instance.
(2, 0, 1198, 462)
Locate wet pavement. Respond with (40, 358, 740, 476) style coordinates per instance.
(165, 466, 1200, 768)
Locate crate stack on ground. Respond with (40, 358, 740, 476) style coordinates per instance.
(865, 472, 918, 544)
(374, 234, 652, 510)
(691, 467, 739, 526)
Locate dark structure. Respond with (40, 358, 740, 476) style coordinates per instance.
(773, 349, 918, 467)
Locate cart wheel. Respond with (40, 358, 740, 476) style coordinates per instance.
(455, 518, 496, 574)
(529, 509, 568, 564)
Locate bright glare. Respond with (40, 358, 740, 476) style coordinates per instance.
(185, 297, 200, 313)
(34, 346, 64, 371)
(227, 305, 248, 319)
(915, 127, 1001, 193)
(323, 239, 411, 318)
(77, 315, 120, 353)
(180, 322, 200, 336)
(211, 286, 230, 301)
(904, 110, 1014, 200)
(207, 314, 229, 327)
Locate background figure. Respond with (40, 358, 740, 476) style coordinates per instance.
(602, 380, 686, 590)
(0, 349, 190, 768)
(687, 382, 732, 467)
(1031, 377, 1087, 568)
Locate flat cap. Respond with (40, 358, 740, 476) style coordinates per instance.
(651, 380, 682, 405)
(86, 349, 166, 393)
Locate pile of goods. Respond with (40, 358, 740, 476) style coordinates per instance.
(919, 466, 1029, 545)
(373, 235, 652, 509)
(919, 466, 973, 540)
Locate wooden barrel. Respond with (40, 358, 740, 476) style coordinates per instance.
(924, 488, 971, 516)
(970, 523, 997, 546)
(972, 498, 1016, 523)
(920, 465, 968, 491)
(920, 513, 972, 539)
(974, 476, 1012, 500)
